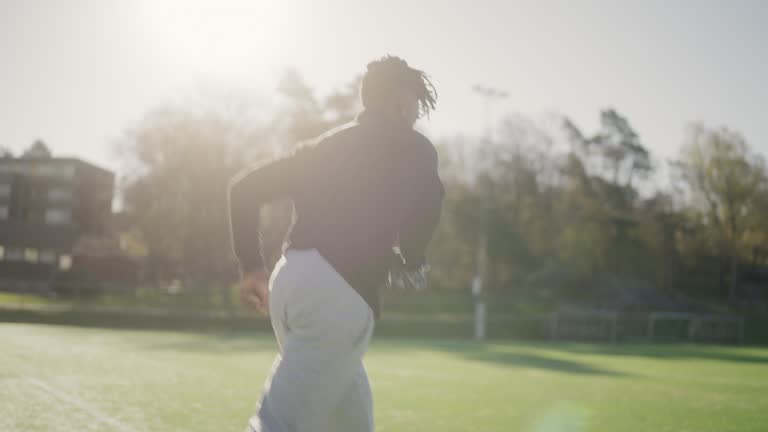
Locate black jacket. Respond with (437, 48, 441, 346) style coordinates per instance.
(228, 112, 444, 317)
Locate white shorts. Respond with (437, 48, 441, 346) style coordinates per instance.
(247, 248, 375, 432)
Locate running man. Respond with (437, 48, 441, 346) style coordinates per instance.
(228, 55, 444, 432)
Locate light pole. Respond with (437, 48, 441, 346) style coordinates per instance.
(471, 84, 508, 341)
(473, 84, 509, 139)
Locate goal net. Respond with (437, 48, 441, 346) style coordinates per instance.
(647, 312, 744, 344)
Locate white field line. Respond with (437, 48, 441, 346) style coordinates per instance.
(25, 377, 141, 432)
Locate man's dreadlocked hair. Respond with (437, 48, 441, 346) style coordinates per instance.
(361, 55, 437, 118)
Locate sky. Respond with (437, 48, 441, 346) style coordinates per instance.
(1, 0, 766, 175)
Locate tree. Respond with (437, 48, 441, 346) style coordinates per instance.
(22, 139, 52, 158)
(118, 107, 269, 292)
(589, 109, 652, 188)
(117, 72, 362, 295)
(674, 124, 768, 300)
(557, 111, 653, 280)
(274, 69, 360, 145)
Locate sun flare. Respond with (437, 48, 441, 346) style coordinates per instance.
(139, 0, 291, 76)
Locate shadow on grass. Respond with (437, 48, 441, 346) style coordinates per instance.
(142, 334, 629, 376)
(373, 340, 631, 376)
(144, 334, 627, 376)
(546, 343, 768, 365)
(0, 308, 270, 332)
(459, 350, 630, 376)
(5, 309, 765, 369)
(0, 308, 279, 353)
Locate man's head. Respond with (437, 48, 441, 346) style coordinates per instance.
(361, 56, 437, 127)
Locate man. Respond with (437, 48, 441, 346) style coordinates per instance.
(228, 55, 444, 432)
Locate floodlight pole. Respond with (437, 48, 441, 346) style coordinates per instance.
(471, 84, 508, 341)
(472, 85, 509, 140)
(472, 234, 488, 340)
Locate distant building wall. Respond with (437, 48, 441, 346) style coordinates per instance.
(0, 155, 118, 285)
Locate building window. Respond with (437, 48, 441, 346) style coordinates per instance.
(48, 187, 73, 202)
(40, 250, 56, 264)
(6, 248, 23, 261)
(0, 205, 8, 220)
(45, 208, 71, 225)
(24, 248, 39, 263)
(0, 183, 10, 198)
(0, 245, 4, 260)
(59, 254, 72, 271)
(0, 165, 22, 174)
(60, 164, 75, 178)
(38, 164, 56, 176)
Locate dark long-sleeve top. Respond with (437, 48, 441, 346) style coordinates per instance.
(228, 112, 444, 318)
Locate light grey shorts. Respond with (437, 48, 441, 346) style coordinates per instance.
(247, 248, 375, 432)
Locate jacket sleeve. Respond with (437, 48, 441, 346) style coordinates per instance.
(398, 138, 445, 269)
(228, 145, 314, 274)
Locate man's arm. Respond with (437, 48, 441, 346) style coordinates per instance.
(398, 139, 445, 269)
(228, 145, 313, 274)
(228, 145, 315, 312)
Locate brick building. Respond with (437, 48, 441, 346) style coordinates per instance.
(0, 141, 129, 291)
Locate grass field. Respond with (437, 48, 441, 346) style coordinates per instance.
(1, 323, 767, 432)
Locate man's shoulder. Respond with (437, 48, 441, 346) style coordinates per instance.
(410, 128, 435, 148)
(405, 129, 438, 164)
(314, 121, 361, 146)
(288, 121, 359, 159)
(307, 120, 436, 162)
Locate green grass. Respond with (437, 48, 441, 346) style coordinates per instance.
(0, 292, 61, 306)
(1, 323, 767, 432)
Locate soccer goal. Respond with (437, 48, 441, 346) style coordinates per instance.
(647, 312, 744, 344)
(689, 315, 745, 344)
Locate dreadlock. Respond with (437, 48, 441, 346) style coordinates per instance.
(361, 55, 438, 118)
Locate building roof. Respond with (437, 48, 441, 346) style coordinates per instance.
(0, 156, 113, 178)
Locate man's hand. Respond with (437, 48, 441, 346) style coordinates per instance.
(239, 269, 270, 315)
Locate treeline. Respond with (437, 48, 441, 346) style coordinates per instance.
(430, 112, 767, 308)
(117, 72, 768, 308)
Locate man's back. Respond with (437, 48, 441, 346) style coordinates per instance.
(277, 114, 444, 315)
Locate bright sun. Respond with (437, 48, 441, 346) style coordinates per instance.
(139, 0, 292, 77)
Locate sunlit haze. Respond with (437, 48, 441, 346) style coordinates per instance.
(2, 2, 768, 430)
(2, 0, 766, 172)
